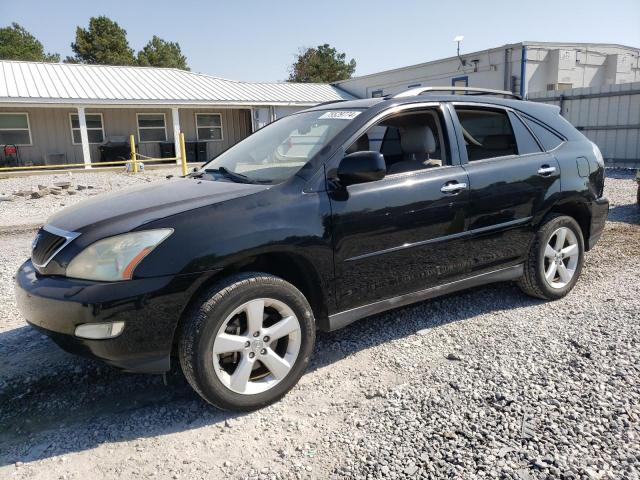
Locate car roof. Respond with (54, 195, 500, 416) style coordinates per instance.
(307, 94, 535, 111)
(304, 94, 576, 139)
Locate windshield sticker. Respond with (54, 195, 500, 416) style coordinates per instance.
(319, 111, 361, 120)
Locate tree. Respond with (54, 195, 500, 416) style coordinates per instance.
(0, 23, 59, 62)
(137, 36, 189, 70)
(67, 16, 135, 65)
(288, 44, 356, 83)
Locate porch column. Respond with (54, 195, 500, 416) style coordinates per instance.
(171, 107, 181, 165)
(77, 106, 92, 169)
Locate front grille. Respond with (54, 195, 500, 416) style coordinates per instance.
(32, 229, 67, 267)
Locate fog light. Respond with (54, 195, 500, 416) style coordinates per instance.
(74, 321, 125, 339)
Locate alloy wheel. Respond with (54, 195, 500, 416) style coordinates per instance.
(543, 227, 580, 289)
(212, 298, 302, 395)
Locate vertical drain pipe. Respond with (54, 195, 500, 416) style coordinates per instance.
(519, 45, 527, 99)
(503, 48, 511, 91)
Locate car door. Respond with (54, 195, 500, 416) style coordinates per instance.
(328, 104, 471, 312)
(449, 103, 561, 273)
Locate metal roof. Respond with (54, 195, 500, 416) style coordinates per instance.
(0, 61, 354, 106)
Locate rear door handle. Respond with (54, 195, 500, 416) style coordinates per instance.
(537, 165, 556, 176)
(441, 182, 467, 193)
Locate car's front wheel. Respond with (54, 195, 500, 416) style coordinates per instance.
(179, 272, 316, 411)
(518, 214, 585, 300)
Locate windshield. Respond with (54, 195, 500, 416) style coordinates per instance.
(200, 109, 362, 184)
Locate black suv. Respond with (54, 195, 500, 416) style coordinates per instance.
(15, 87, 609, 411)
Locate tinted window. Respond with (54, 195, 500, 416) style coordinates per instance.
(455, 108, 517, 161)
(522, 116, 564, 151)
(508, 112, 542, 155)
(345, 109, 448, 175)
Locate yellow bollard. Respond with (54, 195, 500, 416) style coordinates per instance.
(180, 132, 188, 176)
(129, 134, 138, 174)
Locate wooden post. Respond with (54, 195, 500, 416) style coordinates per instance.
(180, 132, 188, 176)
(77, 107, 92, 169)
(130, 134, 138, 173)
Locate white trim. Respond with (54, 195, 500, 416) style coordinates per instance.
(76, 106, 92, 168)
(195, 112, 224, 142)
(0, 101, 313, 108)
(171, 107, 181, 165)
(0, 112, 32, 146)
(136, 112, 167, 143)
(69, 112, 105, 145)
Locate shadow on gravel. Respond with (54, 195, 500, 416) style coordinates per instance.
(608, 203, 640, 225)
(0, 281, 541, 465)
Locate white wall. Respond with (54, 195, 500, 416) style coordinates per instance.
(336, 43, 640, 98)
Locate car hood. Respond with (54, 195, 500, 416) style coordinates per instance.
(48, 178, 270, 235)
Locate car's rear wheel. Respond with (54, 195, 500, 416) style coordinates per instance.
(179, 272, 315, 411)
(518, 214, 585, 300)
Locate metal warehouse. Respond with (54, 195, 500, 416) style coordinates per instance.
(334, 42, 640, 167)
(0, 61, 352, 168)
(334, 42, 640, 98)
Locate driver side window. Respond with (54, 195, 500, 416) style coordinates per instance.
(345, 109, 448, 175)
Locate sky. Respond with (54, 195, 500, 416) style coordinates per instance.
(2, 0, 639, 82)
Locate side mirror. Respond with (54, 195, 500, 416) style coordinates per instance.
(337, 151, 386, 186)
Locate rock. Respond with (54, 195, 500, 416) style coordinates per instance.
(404, 464, 418, 476)
(0, 194, 13, 201)
(67, 190, 77, 196)
(54, 181, 71, 189)
(446, 352, 462, 361)
(30, 189, 49, 198)
(37, 184, 48, 190)
(76, 185, 87, 191)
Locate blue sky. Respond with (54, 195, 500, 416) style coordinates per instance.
(2, 0, 639, 82)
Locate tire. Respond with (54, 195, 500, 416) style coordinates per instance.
(179, 272, 316, 411)
(518, 214, 585, 300)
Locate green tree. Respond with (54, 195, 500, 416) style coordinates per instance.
(67, 16, 135, 65)
(288, 44, 356, 83)
(0, 23, 59, 62)
(137, 36, 189, 70)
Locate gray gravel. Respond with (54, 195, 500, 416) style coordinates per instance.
(0, 166, 183, 229)
(0, 169, 638, 480)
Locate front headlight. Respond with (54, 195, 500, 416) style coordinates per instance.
(66, 229, 173, 281)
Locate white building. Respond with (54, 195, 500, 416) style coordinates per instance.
(334, 42, 640, 99)
(0, 61, 352, 168)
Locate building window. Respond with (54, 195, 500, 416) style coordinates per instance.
(137, 113, 167, 142)
(371, 89, 384, 98)
(0, 113, 32, 145)
(196, 113, 223, 141)
(70, 113, 104, 144)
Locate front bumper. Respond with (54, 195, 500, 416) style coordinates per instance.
(588, 197, 609, 250)
(14, 260, 214, 373)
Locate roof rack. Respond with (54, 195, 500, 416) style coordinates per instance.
(390, 86, 522, 100)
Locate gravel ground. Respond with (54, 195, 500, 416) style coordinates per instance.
(0, 166, 183, 230)
(0, 170, 638, 480)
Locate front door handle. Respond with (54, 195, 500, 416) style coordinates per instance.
(441, 182, 467, 194)
(537, 165, 557, 176)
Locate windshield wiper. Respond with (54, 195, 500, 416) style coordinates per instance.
(204, 167, 255, 184)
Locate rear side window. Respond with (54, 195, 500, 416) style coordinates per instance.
(521, 116, 564, 151)
(455, 108, 517, 161)
(508, 112, 542, 155)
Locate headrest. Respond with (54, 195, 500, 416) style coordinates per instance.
(400, 126, 436, 154)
